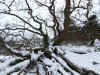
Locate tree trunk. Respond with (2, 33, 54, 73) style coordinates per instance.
(55, 0, 71, 44)
(61, 0, 70, 40)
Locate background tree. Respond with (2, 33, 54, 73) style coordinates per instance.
(57, 0, 96, 44)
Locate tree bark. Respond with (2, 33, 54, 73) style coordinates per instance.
(59, 0, 71, 42)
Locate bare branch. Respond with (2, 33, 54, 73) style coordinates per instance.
(0, 11, 40, 31)
(4, 27, 41, 36)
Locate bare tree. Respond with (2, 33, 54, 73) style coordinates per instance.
(0, 0, 98, 75)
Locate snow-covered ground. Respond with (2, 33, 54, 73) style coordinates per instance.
(53, 39, 100, 74)
(0, 43, 100, 74)
(55, 41, 100, 74)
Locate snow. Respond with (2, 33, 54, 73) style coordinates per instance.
(65, 52, 100, 74)
(94, 39, 100, 51)
(42, 57, 74, 75)
(92, 0, 100, 23)
(55, 44, 100, 74)
(55, 44, 95, 53)
(0, 55, 30, 75)
(0, 43, 100, 74)
(1, 38, 100, 74)
(52, 53, 80, 75)
(31, 51, 43, 61)
(0, 0, 100, 74)
(1, 60, 29, 75)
